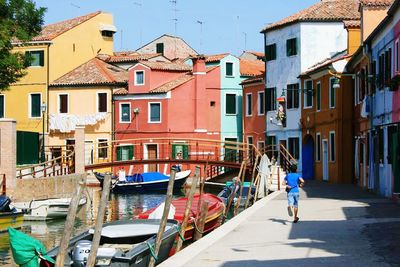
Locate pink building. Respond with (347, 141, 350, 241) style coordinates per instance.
(113, 56, 221, 173)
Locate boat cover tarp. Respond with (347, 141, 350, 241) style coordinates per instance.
(8, 227, 55, 267)
(140, 172, 169, 182)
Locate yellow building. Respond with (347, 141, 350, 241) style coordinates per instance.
(48, 57, 128, 168)
(5, 11, 115, 133)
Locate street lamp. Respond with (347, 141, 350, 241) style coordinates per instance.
(41, 102, 47, 163)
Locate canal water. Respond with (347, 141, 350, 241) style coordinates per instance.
(0, 185, 224, 266)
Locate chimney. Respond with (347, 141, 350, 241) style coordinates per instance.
(192, 55, 207, 132)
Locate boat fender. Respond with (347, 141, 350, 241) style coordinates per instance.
(72, 240, 92, 267)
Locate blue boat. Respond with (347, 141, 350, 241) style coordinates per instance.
(95, 170, 191, 194)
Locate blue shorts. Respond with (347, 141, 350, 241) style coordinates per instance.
(287, 192, 299, 208)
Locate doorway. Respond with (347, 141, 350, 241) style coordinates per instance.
(322, 139, 329, 181)
(302, 135, 314, 180)
(146, 144, 158, 172)
(85, 141, 94, 165)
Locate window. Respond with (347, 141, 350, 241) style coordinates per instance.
(304, 80, 313, 108)
(98, 139, 108, 158)
(226, 62, 234, 76)
(266, 87, 276, 111)
(101, 30, 114, 37)
(116, 145, 134, 161)
(0, 95, 4, 118)
(25, 50, 44, 67)
(135, 71, 144, 85)
(316, 133, 321, 161)
(246, 93, 252, 116)
(316, 82, 321, 111)
(286, 38, 297, 56)
(247, 136, 253, 148)
(265, 44, 276, 61)
(385, 48, 392, 85)
(149, 102, 161, 122)
(257, 141, 265, 151)
(288, 137, 299, 160)
(329, 131, 335, 162)
(30, 93, 41, 118)
(59, 94, 68, 113)
(360, 69, 366, 101)
(378, 53, 385, 89)
(98, 93, 107, 112)
(258, 91, 265, 115)
(120, 103, 131, 123)
(286, 83, 299, 109)
(329, 78, 336, 108)
(156, 43, 164, 55)
(266, 135, 277, 159)
(225, 93, 236, 115)
(371, 61, 377, 93)
(355, 72, 360, 105)
(172, 144, 189, 159)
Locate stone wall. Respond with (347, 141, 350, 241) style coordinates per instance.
(13, 174, 84, 202)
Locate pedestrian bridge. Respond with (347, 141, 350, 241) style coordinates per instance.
(16, 138, 296, 180)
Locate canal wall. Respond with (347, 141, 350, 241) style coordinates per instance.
(13, 174, 83, 202)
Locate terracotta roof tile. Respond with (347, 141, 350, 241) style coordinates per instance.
(343, 20, 361, 28)
(138, 61, 192, 71)
(106, 53, 162, 63)
(113, 51, 138, 56)
(240, 59, 265, 76)
(149, 73, 193, 93)
(114, 88, 128, 95)
(360, 0, 393, 6)
(261, 0, 360, 33)
(32, 11, 101, 41)
(240, 74, 264, 86)
(205, 53, 229, 63)
(50, 58, 128, 86)
(245, 51, 265, 58)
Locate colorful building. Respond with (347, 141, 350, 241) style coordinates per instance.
(261, 0, 360, 174)
(364, 0, 400, 197)
(48, 57, 128, 167)
(7, 11, 115, 134)
(113, 57, 221, 173)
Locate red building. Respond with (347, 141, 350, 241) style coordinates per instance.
(113, 56, 221, 173)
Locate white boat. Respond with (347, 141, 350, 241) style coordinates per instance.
(14, 197, 87, 221)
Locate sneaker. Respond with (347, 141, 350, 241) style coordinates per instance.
(293, 217, 299, 223)
(287, 206, 293, 217)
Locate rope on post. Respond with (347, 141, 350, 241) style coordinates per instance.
(145, 241, 158, 261)
(175, 225, 185, 241)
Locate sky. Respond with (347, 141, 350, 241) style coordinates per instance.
(32, 0, 319, 56)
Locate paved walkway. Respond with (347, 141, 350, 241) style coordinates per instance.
(160, 181, 400, 267)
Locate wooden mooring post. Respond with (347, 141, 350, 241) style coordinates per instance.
(55, 174, 86, 267)
(175, 166, 200, 253)
(86, 173, 112, 267)
(193, 200, 209, 241)
(234, 160, 247, 216)
(245, 154, 260, 209)
(148, 169, 176, 267)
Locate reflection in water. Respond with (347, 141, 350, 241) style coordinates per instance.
(0, 190, 184, 265)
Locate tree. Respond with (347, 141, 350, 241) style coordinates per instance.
(0, 0, 46, 91)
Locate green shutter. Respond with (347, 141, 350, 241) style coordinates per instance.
(116, 146, 122, 161)
(39, 51, 44, 66)
(31, 94, 41, 117)
(172, 144, 188, 159)
(226, 63, 233, 76)
(226, 94, 236, 114)
(0, 95, 4, 118)
(128, 145, 134, 160)
(317, 84, 321, 110)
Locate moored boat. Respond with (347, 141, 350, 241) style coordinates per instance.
(45, 219, 179, 266)
(15, 197, 87, 221)
(218, 181, 255, 208)
(0, 196, 24, 232)
(137, 193, 225, 241)
(96, 170, 191, 194)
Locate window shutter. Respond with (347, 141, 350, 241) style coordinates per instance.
(0, 95, 4, 118)
(31, 94, 41, 117)
(98, 93, 107, 112)
(128, 145, 134, 160)
(39, 51, 44, 66)
(60, 95, 68, 113)
(116, 146, 122, 161)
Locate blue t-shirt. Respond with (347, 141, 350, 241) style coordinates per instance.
(284, 173, 301, 193)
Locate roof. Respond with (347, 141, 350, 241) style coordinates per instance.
(106, 53, 162, 63)
(205, 53, 229, 63)
(245, 51, 265, 58)
(149, 73, 193, 93)
(113, 88, 129, 95)
(240, 74, 265, 86)
(261, 0, 360, 33)
(343, 20, 361, 28)
(50, 57, 128, 87)
(360, 0, 393, 6)
(137, 61, 192, 72)
(240, 59, 265, 76)
(135, 34, 197, 56)
(300, 50, 350, 76)
(32, 11, 102, 41)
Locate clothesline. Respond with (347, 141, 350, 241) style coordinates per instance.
(49, 113, 108, 133)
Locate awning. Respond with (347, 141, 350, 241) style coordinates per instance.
(99, 23, 117, 32)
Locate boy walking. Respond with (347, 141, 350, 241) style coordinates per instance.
(282, 164, 304, 223)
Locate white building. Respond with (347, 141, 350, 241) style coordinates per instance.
(261, 0, 360, 174)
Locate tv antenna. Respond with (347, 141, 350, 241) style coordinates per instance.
(242, 32, 247, 51)
(170, 0, 179, 58)
(133, 1, 143, 46)
(70, 3, 80, 8)
(197, 20, 204, 52)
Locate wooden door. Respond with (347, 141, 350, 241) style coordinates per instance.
(322, 140, 329, 181)
(147, 144, 158, 172)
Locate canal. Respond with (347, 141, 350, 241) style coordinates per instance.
(0, 184, 224, 266)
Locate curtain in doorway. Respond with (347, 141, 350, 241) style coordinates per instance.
(368, 133, 375, 190)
